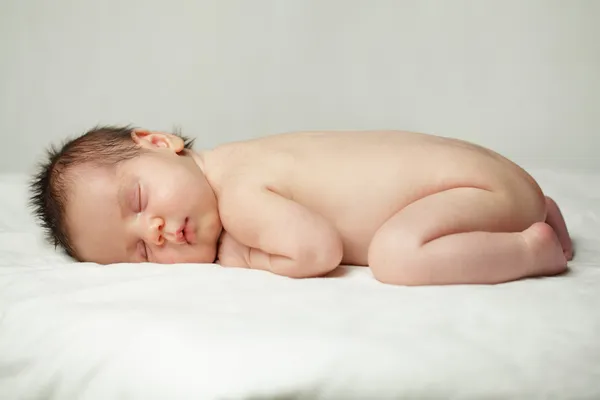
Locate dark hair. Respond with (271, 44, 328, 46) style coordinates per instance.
(28, 125, 195, 259)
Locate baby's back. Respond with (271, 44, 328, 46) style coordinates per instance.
(211, 131, 543, 264)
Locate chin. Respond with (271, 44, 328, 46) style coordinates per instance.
(180, 246, 217, 264)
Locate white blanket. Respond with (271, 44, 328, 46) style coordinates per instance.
(1, 169, 599, 399)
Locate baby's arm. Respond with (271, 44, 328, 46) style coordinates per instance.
(220, 186, 343, 278)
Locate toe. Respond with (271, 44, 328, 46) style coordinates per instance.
(564, 249, 574, 261)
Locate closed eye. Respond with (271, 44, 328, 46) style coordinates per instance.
(131, 184, 141, 213)
(132, 183, 147, 213)
(133, 183, 149, 261)
(138, 183, 148, 212)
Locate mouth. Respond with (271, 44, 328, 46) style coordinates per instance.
(175, 218, 189, 244)
(182, 217, 196, 244)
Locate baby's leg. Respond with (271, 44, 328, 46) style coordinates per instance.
(545, 196, 573, 260)
(368, 188, 567, 286)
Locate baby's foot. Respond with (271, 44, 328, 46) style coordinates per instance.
(545, 197, 574, 261)
(521, 222, 568, 277)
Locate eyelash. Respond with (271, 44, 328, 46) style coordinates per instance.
(136, 184, 148, 261)
(135, 185, 143, 213)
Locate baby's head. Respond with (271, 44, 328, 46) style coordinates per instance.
(29, 126, 222, 264)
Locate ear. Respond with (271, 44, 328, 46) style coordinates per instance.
(131, 129, 184, 153)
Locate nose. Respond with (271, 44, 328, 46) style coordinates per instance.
(146, 217, 165, 246)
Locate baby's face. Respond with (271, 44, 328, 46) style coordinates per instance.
(66, 144, 222, 264)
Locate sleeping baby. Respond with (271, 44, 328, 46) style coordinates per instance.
(29, 126, 573, 286)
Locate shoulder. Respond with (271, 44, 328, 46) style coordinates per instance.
(217, 179, 267, 230)
(218, 180, 287, 246)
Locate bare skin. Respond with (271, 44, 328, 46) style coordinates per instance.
(207, 130, 572, 285)
(69, 129, 572, 286)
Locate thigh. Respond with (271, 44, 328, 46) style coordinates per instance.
(367, 187, 563, 285)
(369, 186, 543, 251)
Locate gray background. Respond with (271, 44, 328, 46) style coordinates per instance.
(1, 0, 598, 173)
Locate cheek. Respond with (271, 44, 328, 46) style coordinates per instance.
(141, 159, 209, 214)
(152, 188, 183, 209)
(152, 172, 203, 205)
(165, 163, 204, 191)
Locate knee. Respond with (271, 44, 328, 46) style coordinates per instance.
(368, 234, 430, 286)
(370, 261, 433, 286)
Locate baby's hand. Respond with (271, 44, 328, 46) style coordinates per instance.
(216, 231, 250, 268)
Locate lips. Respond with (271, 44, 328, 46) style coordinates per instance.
(183, 217, 196, 244)
(174, 218, 188, 244)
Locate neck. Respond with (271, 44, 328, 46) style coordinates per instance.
(189, 149, 208, 173)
